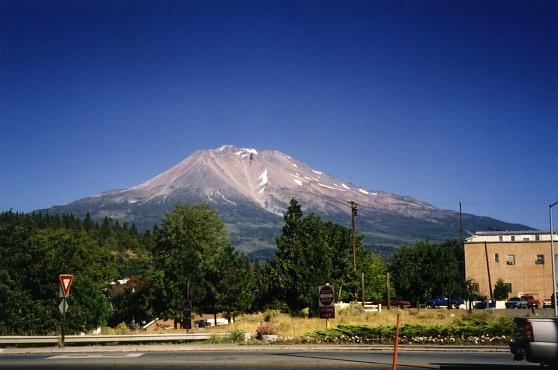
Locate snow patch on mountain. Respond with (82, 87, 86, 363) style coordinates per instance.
(258, 168, 268, 186)
(293, 179, 303, 186)
(319, 183, 340, 190)
(234, 148, 259, 158)
(214, 191, 237, 205)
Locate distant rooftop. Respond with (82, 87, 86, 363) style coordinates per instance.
(466, 230, 557, 243)
(474, 230, 546, 236)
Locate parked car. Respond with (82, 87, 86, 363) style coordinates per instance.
(545, 294, 557, 308)
(425, 296, 464, 308)
(194, 319, 210, 328)
(506, 297, 529, 309)
(473, 300, 488, 309)
(520, 294, 541, 308)
(473, 299, 500, 309)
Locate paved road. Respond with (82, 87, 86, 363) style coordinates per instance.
(0, 349, 541, 369)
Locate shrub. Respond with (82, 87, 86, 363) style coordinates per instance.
(263, 310, 281, 322)
(488, 316, 515, 336)
(209, 330, 247, 344)
(256, 325, 277, 339)
(257, 325, 276, 335)
(308, 316, 513, 345)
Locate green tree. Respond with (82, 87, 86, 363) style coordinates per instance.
(464, 278, 485, 312)
(493, 278, 510, 300)
(266, 199, 332, 313)
(27, 228, 115, 333)
(389, 240, 465, 305)
(152, 203, 230, 320)
(261, 199, 386, 313)
(106, 274, 161, 327)
(0, 212, 117, 334)
(214, 245, 255, 321)
(359, 251, 388, 301)
(324, 222, 356, 302)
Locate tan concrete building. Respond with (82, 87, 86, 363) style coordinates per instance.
(464, 231, 558, 301)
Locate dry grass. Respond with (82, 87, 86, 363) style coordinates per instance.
(148, 306, 503, 338)
(220, 307, 497, 338)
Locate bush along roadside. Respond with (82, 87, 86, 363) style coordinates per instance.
(307, 316, 515, 345)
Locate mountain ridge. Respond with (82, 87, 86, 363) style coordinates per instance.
(45, 145, 531, 258)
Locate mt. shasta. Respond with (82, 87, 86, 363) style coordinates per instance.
(46, 145, 529, 258)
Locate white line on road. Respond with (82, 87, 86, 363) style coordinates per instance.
(47, 353, 144, 359)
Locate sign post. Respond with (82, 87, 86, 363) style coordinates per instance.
(319, 284, 335, 328)
(183, 281, 192, 332)
(183, 300, 192, 331)
(58, 274, 74, 348)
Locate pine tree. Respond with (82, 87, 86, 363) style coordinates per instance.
(268, 199, 332, 313)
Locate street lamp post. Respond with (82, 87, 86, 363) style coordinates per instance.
(550, 201, 558, 317)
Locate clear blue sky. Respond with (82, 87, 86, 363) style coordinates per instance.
(1, 0, 557, 230)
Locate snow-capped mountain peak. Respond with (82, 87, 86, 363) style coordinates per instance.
(96, 145, 434, 218)
(46, 145, 530, 257)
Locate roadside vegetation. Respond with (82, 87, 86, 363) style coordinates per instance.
(1, 200, 484, 339)
(100, 309, 516, 346)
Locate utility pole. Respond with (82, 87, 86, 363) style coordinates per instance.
(350, 201, 358, 272)
(361, 272, 365, 306)
(550, 201, 558, 317)
(484, 241, 493, 301)
(183, 281, 192, 332)
(387, 272, 391, 310)
(459, 201, 463, 241)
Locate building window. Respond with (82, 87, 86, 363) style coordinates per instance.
(507, 255, 516, 265)
(504, 283, 512, 293)
(498, 235, 503, 242)
(536, 255, 545, 264)
(536, 234, 540, 241)
(495, 253, 499, 262)
(523, 237, 530, 241)
(511, 235, 516, 242)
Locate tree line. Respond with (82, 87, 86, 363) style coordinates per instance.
(0, 199, 471, 335)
